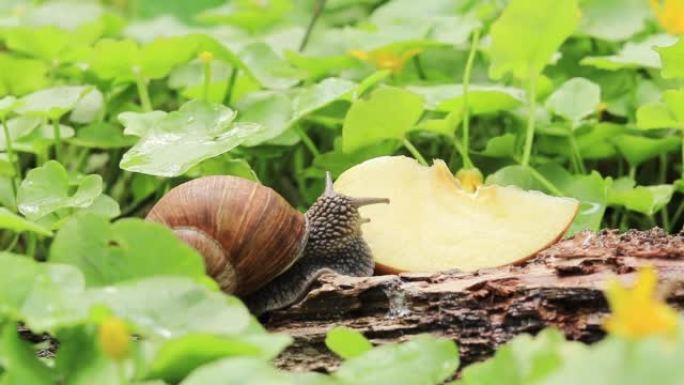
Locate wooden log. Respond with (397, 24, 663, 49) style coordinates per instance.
(264, 228, 684, 372)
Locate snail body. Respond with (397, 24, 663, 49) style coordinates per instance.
(146, 174, 387, 315)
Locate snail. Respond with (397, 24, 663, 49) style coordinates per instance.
(146, 173, 388, 315)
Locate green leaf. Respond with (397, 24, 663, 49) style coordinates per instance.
(458, 329, 586, 385)
(545, 78, 601, 124)
(15, 86, 90, 120)
(69, 88, 104, 124)
(581, 34, 677, 70)
(238, 78, 355, 146)
(239, 43, 307, 90)
(0, 323, 55, 385)
(0, 208, 51, 236)
(636, 90, 684, 130)
(656, 38, 684, 79)
(575, 123, 625, 160)
(343, 87, 423, 153)
(543, 332, 684, 385)
(185, 155, 258, 181)
(17, 161, 103, 221)
(489, 0, 579, 80)
(538, 164, 610, 235)
(481, 134, 517, 159)
(334, 335, 459, 385)
(68, 122, 137, 149)
(180, 357, 334, 385)
(53, 326, 120, 385)
(608, 178, 673, 216)
(325, 327, 373, 359)
(408, 84, 525, 113)
(485, 165, 545, 191)
(0, 96, 18, 120)
(84, 277, 252, 338)
(89, 36, 197, 82)
(577, 0, 649, 41)
(0, 253, 84, 332)
(49, 214, 206, 287)
(611, 134, 680, 167)
(119, 100, 262, 177)
(147, 333, 291, 383)
(0, 54, 49, 97)
(3, 26, 70, 62)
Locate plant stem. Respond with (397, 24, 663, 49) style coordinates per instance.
(294, 126, 320, 157)
(628, 165, 636, 180)
(299, 0, 327, 52)
(672, 201, 684, 230)
(51, 118, 62, 163)
(202, 59, 212, 102)
(568, 133, 585, 174)
(3, 233, 19, 252)
(460, 28, 481, 170)
(135, 74, 152, 112)
(403, 138, 428, 166)
(224, 67, 239, 106)
(25, 233, 37, 258)
(681, 129, 684, 179)
(2, 118, 20, 195)
(521, 72, 538, 167)
(526, 166, 563, 196)
(413, 56, 426, 80)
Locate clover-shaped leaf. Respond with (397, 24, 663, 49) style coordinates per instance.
(0, 54, 49, 97)
(656, 37, 684, 79)
(15, 86, 90, 120)
(611, 134, 680, 167)
(238, 78, 355, 146)
(408, 84, 525, 113)
(581, 34, 677, 70)
(0, 208, 52, 236)
(637, 90, 684, 130)
(546, 78, 601, 125)
(17, 161, 103, 221)
(49, 214, 206, 287)
(119, 99, 262, 177)
(239, 43, 307, 90)
(343, 87, 424, 153)
(489, 0, 579, 80)
(608, 177, 673, 216)
(89, 37, 197, 82)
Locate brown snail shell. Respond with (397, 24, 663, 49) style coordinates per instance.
(146, 176, 307, 296)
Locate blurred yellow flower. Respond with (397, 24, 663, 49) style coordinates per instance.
(199, 51, 214, 63)
(349, 47, 423, 74)
(603, 266, 678, 340)
(98, 316, 130, 361)
(650, 0, 684, 35)
(456, 168, 483, 193)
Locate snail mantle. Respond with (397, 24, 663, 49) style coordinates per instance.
(263, 228, 684, 373)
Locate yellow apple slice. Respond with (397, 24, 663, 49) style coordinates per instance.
(334, 156, 579, 273)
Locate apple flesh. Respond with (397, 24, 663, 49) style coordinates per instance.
(334, 156, 579, 273)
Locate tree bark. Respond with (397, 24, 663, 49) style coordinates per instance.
(264, 228, 684, 372)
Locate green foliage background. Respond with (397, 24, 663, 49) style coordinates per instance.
(1, 0, 684, 384)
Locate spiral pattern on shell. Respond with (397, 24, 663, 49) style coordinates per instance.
(146, 176, 308, 296)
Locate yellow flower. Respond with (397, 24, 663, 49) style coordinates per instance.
(603, 266, 678, 340)
(650, 0, 684, 35)
(349, 47, 423, 74)
(456, 168, 483, 193)
(198, 51, 214, 64)
(98, 317, 131, 360)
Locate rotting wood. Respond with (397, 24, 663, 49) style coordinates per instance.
(264, 228, 684, 372)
